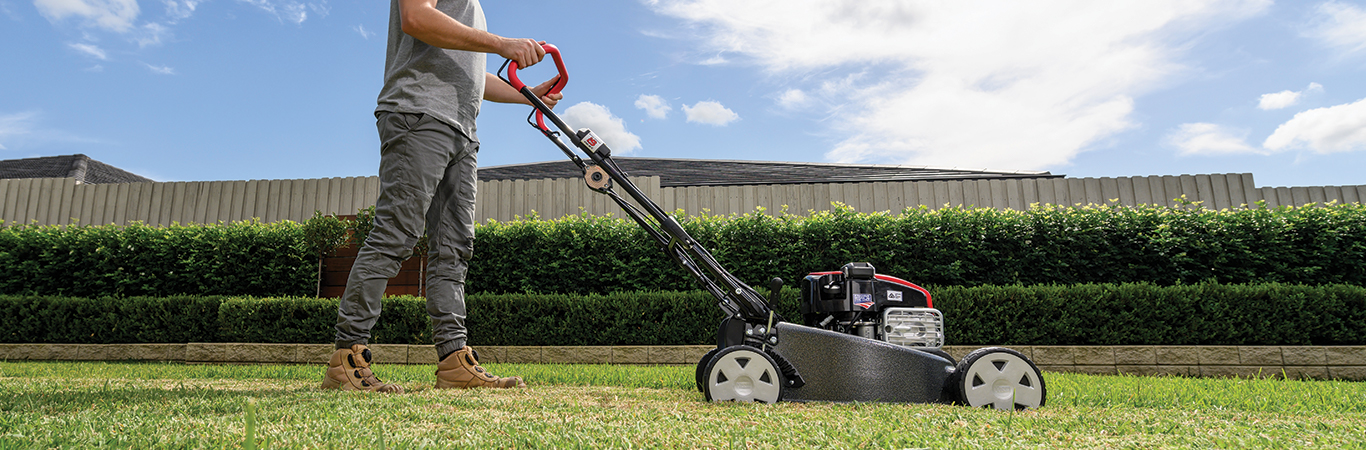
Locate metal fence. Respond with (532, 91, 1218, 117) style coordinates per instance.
(2, 173, 1363, 227)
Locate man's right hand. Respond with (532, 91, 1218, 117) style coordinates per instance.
(500, 38, 546, 69)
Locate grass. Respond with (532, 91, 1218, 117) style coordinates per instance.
(2, 361, 1365, 449)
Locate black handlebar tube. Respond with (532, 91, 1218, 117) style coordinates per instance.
(505, 81, 775, 323)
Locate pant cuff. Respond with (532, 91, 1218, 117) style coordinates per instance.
(435, 339, 467, 361)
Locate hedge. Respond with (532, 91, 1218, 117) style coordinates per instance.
(3, 202, 1365, 298)
(470, 202, 1366, 294)
(0, 220, 320, 297)
(5, 283, 1364, 346)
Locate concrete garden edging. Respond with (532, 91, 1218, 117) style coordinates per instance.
(1, 343, 1362, 381)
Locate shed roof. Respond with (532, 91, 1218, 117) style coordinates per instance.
(0, 154, 153, 184)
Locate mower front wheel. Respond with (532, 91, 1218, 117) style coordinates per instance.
(702, 345, 785, 403)
(951, 347, 1046, 410)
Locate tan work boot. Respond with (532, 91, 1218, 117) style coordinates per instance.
(435, 346, 525, 389)
(321, 344, 405, 393)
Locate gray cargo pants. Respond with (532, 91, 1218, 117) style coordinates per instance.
(335, 111, 478, 360)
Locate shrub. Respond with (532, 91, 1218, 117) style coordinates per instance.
(6, 283, 1364, 346)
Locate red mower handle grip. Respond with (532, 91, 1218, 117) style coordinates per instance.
(506, 43, 568, 95)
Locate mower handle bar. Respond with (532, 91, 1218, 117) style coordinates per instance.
(505, 43, 568, 131)
(500, 45, 777, 324)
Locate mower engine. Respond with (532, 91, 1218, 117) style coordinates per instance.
(800, 262, 944, 349)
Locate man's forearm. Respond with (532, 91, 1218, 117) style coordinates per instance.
(484, 73, 530, 104)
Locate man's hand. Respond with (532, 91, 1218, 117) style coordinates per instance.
(531, 75, 563, 109)
(482, 73, 564, 107)
(498, 38, 547, 70)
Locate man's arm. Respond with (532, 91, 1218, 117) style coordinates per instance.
(398, 0, 561, 107)
(397, 0, 543, 67)
(484, 73, 562, 107)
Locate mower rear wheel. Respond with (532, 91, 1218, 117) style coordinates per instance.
(695, 347, 720, 393)
(952, 347, 1046, 410)
(703, 345, 785, 403)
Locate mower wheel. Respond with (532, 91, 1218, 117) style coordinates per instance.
(951, 347, 1046, 410)
(703, 345, 785, 403)
(695, 347, 720, 393)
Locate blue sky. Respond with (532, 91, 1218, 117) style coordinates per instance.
(3, 0, 1366, 189)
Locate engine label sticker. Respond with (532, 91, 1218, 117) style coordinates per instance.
(854, 293, 874, 309)
(887, 290, 903, 301)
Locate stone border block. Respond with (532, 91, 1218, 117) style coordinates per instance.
(297, 344, 334, 364)
(1198, 346, 1240, 365)
(1328, 366, 1366, 381)
(467, 346, 501, 365)
(0, 344, 48, 361)
(1239, 346, 1283, 366)
(1074, 347, 1114, 365)
(1031, 346, 1073, 365)
(544, 346, 610, 364)
(504, 346, 543, 364)
(682, 345, 711, 364)
(611, 346, 650, 365)
(1281, 347, 1326, 366)
(367, 344, 408, 365)
(648, 346, 689, 365)
(95, 344, 185, 362)
(48, 344, 81, 361)
(1115, 347, 1156, 365)
(184, 343, 222, 363)
(1156, 346, 1199, 365)
(1327, 347, 1366, 366)
(941, 346, 975, 362)
(1281, 366, 1328, 380)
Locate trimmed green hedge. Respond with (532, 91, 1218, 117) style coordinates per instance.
(5, 283, 1364, 346)
(470, 202, 1366, 294)
(4, 202, 1364, 298)
(0, 221, 318, 297)
(1, 295, 222, 344)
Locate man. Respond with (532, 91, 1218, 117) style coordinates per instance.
(322, 0, 563, 393)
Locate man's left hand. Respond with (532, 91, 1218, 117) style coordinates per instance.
(531, 75, 563, 109)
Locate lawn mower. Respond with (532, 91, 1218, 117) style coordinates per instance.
(499, 45, 1046, 409)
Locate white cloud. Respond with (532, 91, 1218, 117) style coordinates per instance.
(0, 111, 40, 150)
(143, 62, 175, 74)
(1258, 82, 1323, 110)
(1165, 122, 1262, 155)
(68, 42, 108, 60)
(634, 94, 672, 119)
(238, 0, 310, 24)
(1263, 97, 1366, 154)
(776, 89, 810, 110)
(354, 24, 374, 39)
(682, 100, 739, 126)
(648, 0, 1272, 170)
(34, 0, 141, 32)
(560, 102, 642, 154)
(133, 22, 171, 47)
(162, 0, 202, 23)
(1307, 1, 1366, 55)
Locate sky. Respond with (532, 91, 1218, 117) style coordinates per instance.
(2, 0, 1366, 189)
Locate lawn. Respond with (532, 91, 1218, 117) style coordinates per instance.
(2, 361, 1365, 449)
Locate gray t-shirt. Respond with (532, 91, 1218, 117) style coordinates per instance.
(375, 0, 486, 142)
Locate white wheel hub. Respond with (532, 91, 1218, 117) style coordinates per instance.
(962, 351, 1044, 410)
(706, 348, 782, 403)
